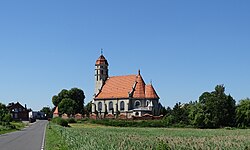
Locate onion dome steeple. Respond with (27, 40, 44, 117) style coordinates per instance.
(95, 55, 109, 65)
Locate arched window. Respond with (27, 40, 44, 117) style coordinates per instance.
(146, 100, 150, 107)
(135, 112, 139, 116)
(98, 102, 102, 111)
(120, 101, 124, 111)
(134, 100, 141, 108)
(109, 101, 113, 110)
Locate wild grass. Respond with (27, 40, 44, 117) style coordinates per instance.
(0, 121, 26, 134)
(46, 123, 250, 150)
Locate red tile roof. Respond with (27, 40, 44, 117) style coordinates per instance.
(145, 84, 159, 99)
(133, 74, 146, 98)
(95, 55, 108, 65)
(95, 71, 159, 99)
(95, 75, 136, 99)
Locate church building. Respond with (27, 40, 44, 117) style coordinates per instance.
(91, 53, 161, 118)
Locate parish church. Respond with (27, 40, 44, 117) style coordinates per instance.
(92, 53, 162, 118)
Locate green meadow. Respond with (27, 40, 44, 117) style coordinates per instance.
(45, 123, 250, 150)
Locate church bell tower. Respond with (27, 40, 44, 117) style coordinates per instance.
(94, 51, 109, 95)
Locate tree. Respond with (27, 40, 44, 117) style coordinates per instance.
(196, 85, 236, 128)
(0, 103, 7, 121)
(84, 101, 92, 117)
(189, 102, 206, 128)
(236, 98, 250, 127)
(162, 107, 174, 126)
(40, 107, 52, 118)
(52, 95, 60, 107)
(68, 88, 85, 114)
(58, 98, 77, 115)
(52, 88, 85, 115)
(171, 102, 191, 125)
(52, 89, 69, 107)
(0, 102, 12, 123)
(159, 106, 168, 116)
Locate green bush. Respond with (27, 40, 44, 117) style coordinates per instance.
(77, 118, 89, 123)
(67, 118, 77, 123)
(2, 114, 12, 123)
(52, 117, 69, 127)
(89, 119, 167, 128)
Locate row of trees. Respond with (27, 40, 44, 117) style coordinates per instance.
(50, 85, 250, 128)
(161, 85, 250, 128)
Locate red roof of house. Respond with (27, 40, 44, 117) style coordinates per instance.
(95, 55, 108, 65)
(95, 71, 159, 99)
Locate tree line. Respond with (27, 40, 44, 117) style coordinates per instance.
(160, 85, 250, 128)
(48, 85, 250, 128)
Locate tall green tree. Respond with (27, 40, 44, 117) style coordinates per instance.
(84, 101, 92, 117)
(40, 107, 52, 118)
(52, 88, 85, 115)
(0, 103, 7, 121)
(197, 85, 236, 128)
(68, 88, 85, 114)
(52, 95, 60, 107)
(236, 98, 250, 127)
(189, 102, 206, 128)
(58, 98, 77, 115)
(171, 102, 191, 125)
(52, 89, 69, 106)
(159, 106, 167, 116)
(0, 103, 12, 123)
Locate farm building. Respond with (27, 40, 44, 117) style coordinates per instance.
(7, 102, 29, 121)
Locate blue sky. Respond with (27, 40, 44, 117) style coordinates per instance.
(0, 1, 250, 110)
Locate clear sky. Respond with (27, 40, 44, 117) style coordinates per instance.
(0, 1, 250, 111)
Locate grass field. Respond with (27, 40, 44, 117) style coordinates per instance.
(45, 123, 250, 150)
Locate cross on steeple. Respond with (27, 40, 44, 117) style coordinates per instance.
(101, 48, 103, 55)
